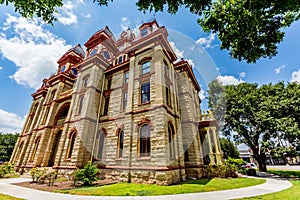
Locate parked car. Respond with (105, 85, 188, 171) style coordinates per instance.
(246, 163, 256, 168)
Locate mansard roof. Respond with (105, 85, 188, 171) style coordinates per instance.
(57, 44, 85, 65)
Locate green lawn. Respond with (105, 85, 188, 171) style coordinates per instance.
(267, 170, 300, 178)
(239, 180, 300, 200)
(0, 194, 23, 200)
(56, 178, 265, 196)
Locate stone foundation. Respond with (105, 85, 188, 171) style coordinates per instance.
(100, 168, 183, 185)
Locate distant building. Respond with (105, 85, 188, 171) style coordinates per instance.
(10, 20, 223, 185)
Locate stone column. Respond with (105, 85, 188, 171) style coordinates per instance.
(205, 127, 215, 165)
(211, 126, 223, 165)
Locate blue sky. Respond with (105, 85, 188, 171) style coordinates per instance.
(0, 0, 299, 133)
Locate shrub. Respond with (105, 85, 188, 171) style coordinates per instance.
(0, 162, 15, 178)
(225, 157, 246, 173)
(30, 168, 47, 183)
(73, 161, 99, 186)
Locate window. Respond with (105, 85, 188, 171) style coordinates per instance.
(166, 86, 171, 107)
(183, 144, 189, 162)
(89, 48, 97, 57)
(103, 51, 110, 60)
(66, 132, 76, 159)
(78, 96, 84, 115)
(141, 82, 150, 103)
(117, 130, 124, 158)
(49, 90, 56, 102)
(83, 76, 89, 88)
(60, 65, 66, 72)
(103, 96, 110, 115)
(141, 27, 148, 37)
(123, 92, 127, 111)
(140, 124, 151, 157)
(96, 130, 105, 160)
(107, 78, 112, 90)
(42, 107, 50, 125)
(168, 125, 176, 159)
(141, 61, 150, 74)
(30, 138, 40, 161)
(124, 71, 129, 83)
(118, 56, 123, 64)
(71, 68, 78, 76)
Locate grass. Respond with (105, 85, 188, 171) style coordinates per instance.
(0, 194, 23, 200)
(239, 180, 300, 200)
(56, 178, 265, 196)
(267, 170, 300, 178)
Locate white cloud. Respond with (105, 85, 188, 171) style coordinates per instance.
(199, 89, 206, 100)
(275, 64, 285, 74)
(84, 13, 91, 18)
(291, 69, 300, 83)
(169, 41, 184, 60)
(0, 66, 3, 71)
(0, 109, 25, 133)
(239, 72, 246, 78)
(217, 75, 244, 86)
(186, 59, 195, 67)
(196, 33, 216, 48)
(0, 14, 71, 89)
(55, 0, 85, 25)
(121, 17, 130, 31)
(56, 1, 78, 25)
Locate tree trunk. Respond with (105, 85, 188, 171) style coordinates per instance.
(252, 149, 267, 172)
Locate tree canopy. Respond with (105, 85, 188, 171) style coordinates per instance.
(0, 132, 19, 162)
(208, 80, 300, 171)
(1, 0, 300, 63)
(219, 138, 239, 159)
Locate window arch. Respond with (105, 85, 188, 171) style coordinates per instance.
(139, 124, 151, 157)
(96, 129, 106, 160)
(30, 137, 40, 161)
(168, 124, 176, 159)
(66, 131, 76, 159)
(54, 104, 70, 126)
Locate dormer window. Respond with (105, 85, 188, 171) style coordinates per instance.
(89, 48, 98, 57)
(71, 68, 78, 76)
(141, 27, 148, 37)
(61, 65, 66, 72)
(103, 51, 111, 60)
(118, 56, 123, 64)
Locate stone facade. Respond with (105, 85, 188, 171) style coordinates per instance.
(10, 20, 223, 185)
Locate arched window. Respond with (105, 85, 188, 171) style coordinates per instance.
(168, 124, 176, 159)
(30, 137, 40, 161)
(55, 105, 69, 126)
(66, 131, 76, 159)
(82, 75, 89, 88)
(117, 130, 124, 158)
(96, 129, 106, 160)
(140, 124, 151, 157)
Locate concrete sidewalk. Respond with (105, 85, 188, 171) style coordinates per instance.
(0, 177, 292, 200)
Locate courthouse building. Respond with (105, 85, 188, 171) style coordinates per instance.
(10, 20, 223, 185)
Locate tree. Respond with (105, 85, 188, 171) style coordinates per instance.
(219, 138, 239, 159)
(1, 0, 299, 63)
(208, 80, 300, 172)
(0, 133, 19, 162)
(199, 0, 300, 63)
